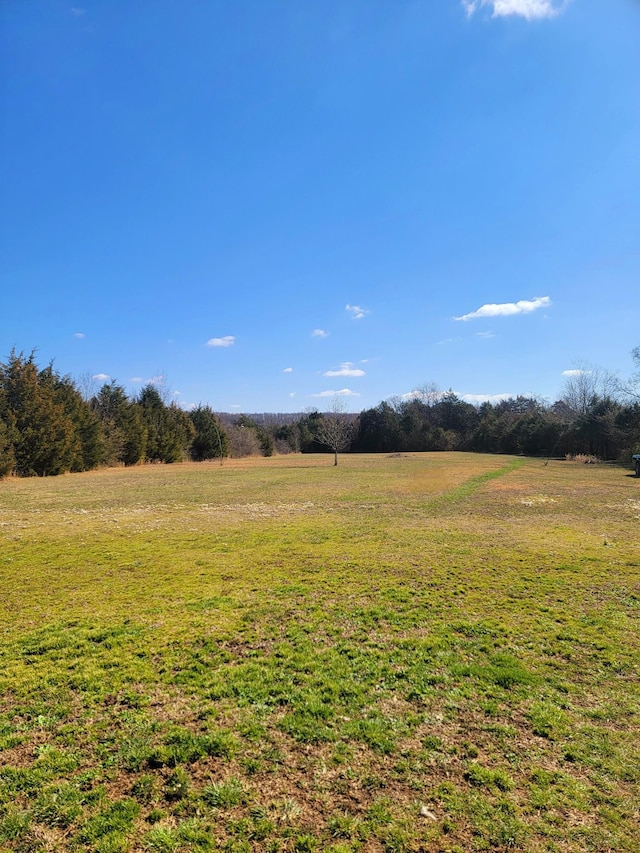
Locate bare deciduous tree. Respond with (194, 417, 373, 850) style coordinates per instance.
(76, 371, 98, 401)
(225, 423, 262, 458)
(314, 397, 356, 466)
(616, 346, 640, 402)
(559, 361, 617, 417)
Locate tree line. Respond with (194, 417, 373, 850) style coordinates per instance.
(0, 351, 228, 477)
(1, 348, 638, 478)
(352, 390, 639, 460)
(268, 356, 640, 464)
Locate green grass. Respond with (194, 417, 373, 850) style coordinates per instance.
(1, 452, 639, 851)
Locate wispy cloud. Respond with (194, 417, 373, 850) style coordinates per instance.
(92, 373, 109, 381)
(206, 335, 235, 347)
(455, 296, 550, 321)
(312, 388, 360, 397)
(282, 367, 293, 373)
(462, 0, 567, 20)
(476, 331, 495, 339)
(323, 362, 366, 378)
(74, 332, 85, 339)
(346, 304, 368, 320)
(562, 369, 590, 377)
(70, 7, 85, 15)
(130, 377, 143, 383)
(312, 329, 329, 338)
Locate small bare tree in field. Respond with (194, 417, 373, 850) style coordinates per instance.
(315, 397, 356, 466)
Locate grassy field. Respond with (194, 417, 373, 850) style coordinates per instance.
(0, 452, 638, 853)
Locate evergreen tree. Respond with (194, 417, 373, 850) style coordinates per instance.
(92, 382, 147, 466)
(189, 405, 229, 461)
(470, 404, 501, 453)
(0, 381, 15, 477)
(0, 351, 78, 476)
(434, 392, 478, 440)
(165, 403, 196, 462)
(0, 416, 15, 477)
(138, 385, 194, 463)
(297, 410, 326, 453)
(273, 423, 299, 453)
(615, 403, 640, 458)
(138, 385, 169, 462)
(355, 403, 401, 452)
(39, 365, 104, 471)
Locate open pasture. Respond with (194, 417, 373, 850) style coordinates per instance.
(1, 453, 639, 852)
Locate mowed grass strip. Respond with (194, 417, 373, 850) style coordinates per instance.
(0, 453, 638, 852)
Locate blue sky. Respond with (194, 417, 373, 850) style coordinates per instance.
(2, 0, 639, 413)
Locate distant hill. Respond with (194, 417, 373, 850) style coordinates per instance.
(217, 411, 358, 426)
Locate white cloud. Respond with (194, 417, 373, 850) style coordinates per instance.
(461, 392, 516, 403)
(323, 362, 366, 378)
(129, 374, 167, 387)
(92, 373, 109, 381)
(206, 335, 235, 347)
(289, 392, 296, 398)
(346, 304, 368, 320)
(401, 389, 447, 402)
(312, 329, 329, 338)
(476, 331, 495, 339)
(401, 389, 516, 405)
(282, 367, 293, 373)
(70, 7, 85, 15)
(562, 369, 590, 377)
(462, 0, 567, 20)
(74, 332, 85, 339)
(454, 296, 550, 321)
(312, 388, 360, 397)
